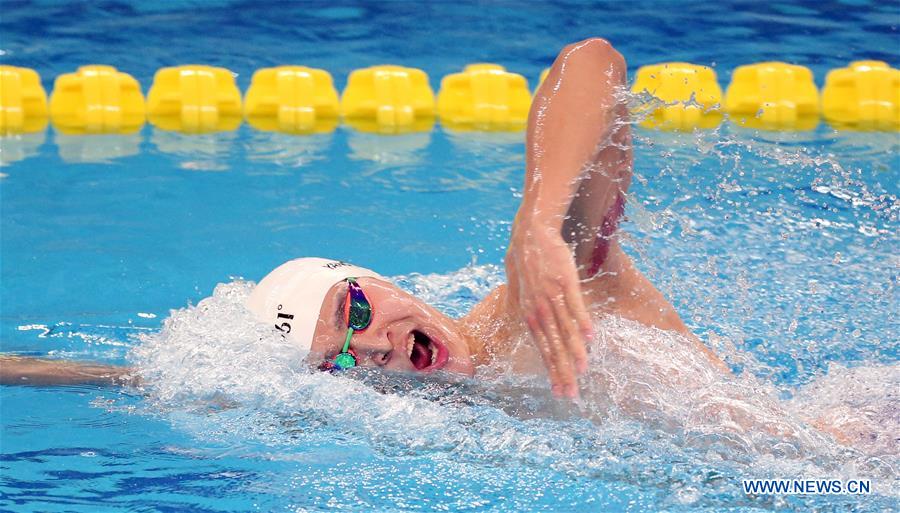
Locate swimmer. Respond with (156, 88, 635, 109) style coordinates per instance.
(1, 39, 893, 454)
(3, 38, 674, 394)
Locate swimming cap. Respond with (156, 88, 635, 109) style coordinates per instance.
(245, 257, 382, 357)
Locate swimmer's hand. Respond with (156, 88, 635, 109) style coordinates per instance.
(505, 212, 592, 399)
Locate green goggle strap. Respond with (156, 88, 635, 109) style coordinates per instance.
(341, 327, 353, 354)
(330, 278, 371, 370)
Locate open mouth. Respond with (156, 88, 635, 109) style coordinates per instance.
(407, 329, 449, 371)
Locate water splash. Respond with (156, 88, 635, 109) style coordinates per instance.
(620, 88, 899, 391)
(128, 266, 897, 510)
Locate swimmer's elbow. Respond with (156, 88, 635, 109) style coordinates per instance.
(559, 37, 626, 76)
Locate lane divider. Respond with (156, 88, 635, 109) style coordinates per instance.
(631, 62, 723, 130)
(0, 65, 48, 135)
(147, 65, 242, 133)
(725, 62, 820, 130)
(341, 65, 435, 134)
(245, 66, 339, 134)
(437, 64, 531, 131)
(823, 61, 900, 131)
(0, 60, 897, 136)
(49, 65, 145, 134)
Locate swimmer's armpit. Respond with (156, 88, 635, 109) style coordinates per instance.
(0, 355, 138, 387)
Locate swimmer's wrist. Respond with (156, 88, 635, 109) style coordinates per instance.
(517, 201, 567, 232)
(520, 176, 580, 231)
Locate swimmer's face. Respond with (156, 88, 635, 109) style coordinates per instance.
(309, 277, 475, 376)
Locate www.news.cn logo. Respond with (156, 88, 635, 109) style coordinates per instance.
(742, 479, 871, 495)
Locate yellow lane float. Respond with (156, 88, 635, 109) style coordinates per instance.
(0, 67, 47, 163)
(725, 62, 819, 130)
(6, 59, 900, 140)
(437, 64, 531, 131)
(245, 66, 339, 134)
(0, 65, 48, 134)
(822, 61, 900, 131)
(49, 65, 144, 134)
(631, 62, 723, 130)
(341, 65, 434, 134)
(147, 65, 241, 133)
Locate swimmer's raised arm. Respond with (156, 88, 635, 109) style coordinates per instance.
(505, 38, 726, 395)
(505, 38, 628, 398)
(0, 355, 137, 387)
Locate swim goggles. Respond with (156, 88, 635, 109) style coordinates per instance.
(319, 277, 372, 372)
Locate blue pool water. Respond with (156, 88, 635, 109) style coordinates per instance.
(1, 1, 898, 511)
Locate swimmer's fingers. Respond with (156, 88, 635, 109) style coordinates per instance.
(527, 309, 570, 398)
(526, 313, 563, 396)
(560, 265, 591, 371)
(551, 293, 588, 375)
(535, 298, 579, 398)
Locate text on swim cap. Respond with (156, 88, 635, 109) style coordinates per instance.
(324, 260, 352, 270)
(275, 303, 294, 333)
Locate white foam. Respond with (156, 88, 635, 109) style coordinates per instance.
(788, 363, 899, 458)
(128, 267, 896, 493)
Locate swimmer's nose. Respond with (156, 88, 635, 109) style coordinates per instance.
(351, 330, 393, 367)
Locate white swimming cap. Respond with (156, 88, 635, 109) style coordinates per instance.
(245, 257, 382, 357)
